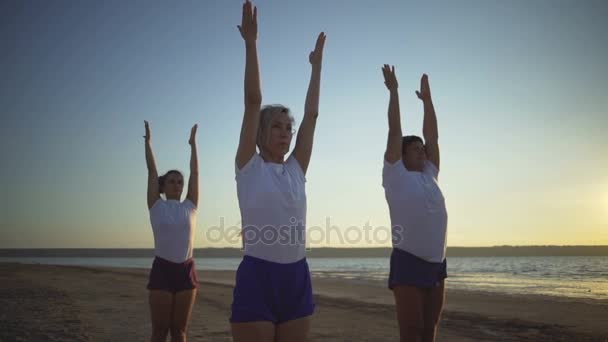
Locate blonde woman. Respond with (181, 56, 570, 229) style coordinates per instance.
(230, 1, 326, 341)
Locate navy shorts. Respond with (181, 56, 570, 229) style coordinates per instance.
(230, 255, 315, 324)
(388, 248, 447, 289)
(147, 256, 199, 293)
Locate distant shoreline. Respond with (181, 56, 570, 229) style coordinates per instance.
(2, 246, 608, 257)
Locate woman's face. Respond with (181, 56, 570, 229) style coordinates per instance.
(402, 141, 427, 172)
(262, 114, 294, 158)
(162, 173, 184, 199)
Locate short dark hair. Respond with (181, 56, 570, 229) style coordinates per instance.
(158, 170, 183, 194)
(402, 135, 424, 155)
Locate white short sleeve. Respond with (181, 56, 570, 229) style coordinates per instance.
(235, 153, 262, 178)
(149, 198, 164, 213)
(183, 199, 197, 212)
(423, 160, 439, 179)
(382, 158, 407, 188)
(286, 154, 306, 183)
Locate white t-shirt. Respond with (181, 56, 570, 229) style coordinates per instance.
(382, 159, 448, 262)
(236, 153, 307, 264)
(149, 199, 197, 263)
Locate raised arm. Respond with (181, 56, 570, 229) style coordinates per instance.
(236, 0, 262, 169)
(186, 124, 199, 207)
(144, 121, 160, 209)
(382, 65, 402, 163)
(417, 74, 439, 170)
(293, 32, 326, 175)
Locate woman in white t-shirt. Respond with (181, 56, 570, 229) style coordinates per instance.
(144, 121, 199, 342)
(230, 1, 325, 341)
(381, 65, 448, 342)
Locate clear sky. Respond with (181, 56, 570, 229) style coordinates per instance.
(1, 0, 607, 248)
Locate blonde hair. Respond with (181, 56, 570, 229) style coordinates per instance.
(256, 105, 295, 150)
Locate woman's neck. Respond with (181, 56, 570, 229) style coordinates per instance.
(260, 150, 284, 164)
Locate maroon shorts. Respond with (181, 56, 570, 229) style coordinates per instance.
(147, 256, 199, 293)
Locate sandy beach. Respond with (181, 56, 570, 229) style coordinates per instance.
(1, 263, 607, 341)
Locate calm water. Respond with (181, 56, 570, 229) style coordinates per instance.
(2, 256, 607, 301)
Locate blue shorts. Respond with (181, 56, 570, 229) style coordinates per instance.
(388, 248, 447, 289)
(230, 255, 315, 324)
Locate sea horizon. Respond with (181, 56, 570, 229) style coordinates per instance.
(2, 245, 608, 257)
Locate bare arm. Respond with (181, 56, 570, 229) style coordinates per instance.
(382, 65, 402, 163)
(236, 0, 262, 169)
(186, 124, 199, 207)
(293, 32, 326, 175)
(144, 121, 160, 209)
(417, 74, 439, 170)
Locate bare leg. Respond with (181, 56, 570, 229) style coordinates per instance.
(422, 281, 445, 342)
(149, 290, 173, 342)
(275, 316, 311, 342)
(393, 285, 425, 342)
(169, 289, 197, 342)
(231, 321, 275, 342)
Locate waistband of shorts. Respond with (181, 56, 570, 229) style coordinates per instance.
(393, 247, 446, 265)
(153, 256, 195, 266)
(242, 254, 307, 267)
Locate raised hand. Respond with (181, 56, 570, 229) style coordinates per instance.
(189, 124, 198, 145)
(416, 74, 432, 101)
(144, 120, 159, 208)
(237, 0, 258, 43)
(382, 64, 398, 92)
(187, 123, 199, 205)
(144, 120, 151, 142)
(309, 32, 326, 66)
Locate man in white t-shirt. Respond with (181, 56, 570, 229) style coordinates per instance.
(381, 65, 448, 342)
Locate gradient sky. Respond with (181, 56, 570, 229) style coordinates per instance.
(1, 0, 607, 248)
